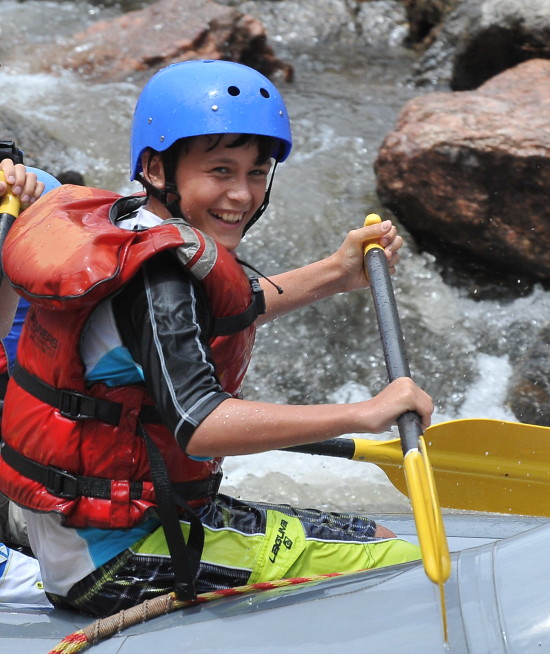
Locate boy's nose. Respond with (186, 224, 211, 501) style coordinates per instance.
(227, 179, 252, 203)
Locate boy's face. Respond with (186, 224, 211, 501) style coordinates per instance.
(174, 134, 271, 251)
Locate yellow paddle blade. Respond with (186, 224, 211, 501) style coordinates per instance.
(424, 419, 550, 517)
(403, 440, 451, 584)
(404, 438, 450, 643)
(349, 419, 550, 517)
(438, 578, 449, 645)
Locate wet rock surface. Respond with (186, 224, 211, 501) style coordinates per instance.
(507, 324, 550, 427)
(0, 107, 83, 179)
(375, 59, 550, 283)
(20, 0, 294, 84)
(410, 0, 550, 89)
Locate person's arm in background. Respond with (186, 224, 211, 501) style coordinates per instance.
(0, 280, 19, 340)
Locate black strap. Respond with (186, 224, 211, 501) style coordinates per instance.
(138, 421, 204, 602)
(211, 300, 258, 336)
(210, 278, 266, 337)
(0, 442, 221, 503)
(1, 442, 144, 499)
(0, 372, 8, 401)
(12, 361, 160, 425)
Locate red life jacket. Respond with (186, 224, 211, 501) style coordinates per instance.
(0, 186, 258, 529)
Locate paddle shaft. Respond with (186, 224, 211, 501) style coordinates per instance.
(284, 438, 356, 459)
(364, 245, 422, 454)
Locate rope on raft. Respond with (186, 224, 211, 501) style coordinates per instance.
(48, 570, 356, 654)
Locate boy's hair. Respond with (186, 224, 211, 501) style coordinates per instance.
(143, 134, 284, 187)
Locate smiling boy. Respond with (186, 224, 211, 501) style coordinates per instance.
(0, 60, 432, 617)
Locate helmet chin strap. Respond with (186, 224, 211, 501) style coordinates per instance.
(163, 182, 184, 219)
(136, 173, 183, 218)
(243, 161, 279, 235)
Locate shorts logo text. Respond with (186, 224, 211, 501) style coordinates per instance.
(269, 518, 293, 563)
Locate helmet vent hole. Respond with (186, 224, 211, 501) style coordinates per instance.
(260, 88, 270, 98)
(228, 86, 240, 96)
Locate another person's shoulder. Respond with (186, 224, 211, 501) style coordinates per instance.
(0, 542, 53, 609)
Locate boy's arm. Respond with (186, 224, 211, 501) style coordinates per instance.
(257, 220, 402, 324)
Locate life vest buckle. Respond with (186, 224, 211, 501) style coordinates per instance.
(58, 389, 98, 421)
(45, 466, 79, 499)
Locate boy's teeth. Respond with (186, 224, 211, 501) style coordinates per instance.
(216, 212, 241, 223)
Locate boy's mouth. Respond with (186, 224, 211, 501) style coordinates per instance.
(210, 211, 245, 225)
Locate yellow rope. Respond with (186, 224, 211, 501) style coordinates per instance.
(47, 571, 355, 654)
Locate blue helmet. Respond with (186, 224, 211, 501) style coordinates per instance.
(25, 166, 61, 195)
(130, 60, 293, 181)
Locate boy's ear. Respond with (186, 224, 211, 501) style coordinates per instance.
(141, 151, 166, 189)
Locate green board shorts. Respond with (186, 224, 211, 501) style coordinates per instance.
(52, 494, 420, 617)
(137, 494, 421, 583)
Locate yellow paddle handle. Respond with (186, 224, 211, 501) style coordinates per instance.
(0, 171, 20, 216)
(363, 213, 385, 255)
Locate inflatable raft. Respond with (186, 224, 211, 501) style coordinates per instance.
(1, 511, 548, 654)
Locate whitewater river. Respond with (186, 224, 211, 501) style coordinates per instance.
(1, 0, 547, 513)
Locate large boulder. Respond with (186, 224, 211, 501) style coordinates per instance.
(411, 0, 550, 89)
(375, 59, 550, 282)
(29, 0, 293, 84)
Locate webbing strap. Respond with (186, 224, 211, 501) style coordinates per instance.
(0, 442, 221, 503)
(210, 277, 265, 336)
(12, 361, 160, 425)
(138, 421, 204, 602)
(1, 442, 144, 500)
